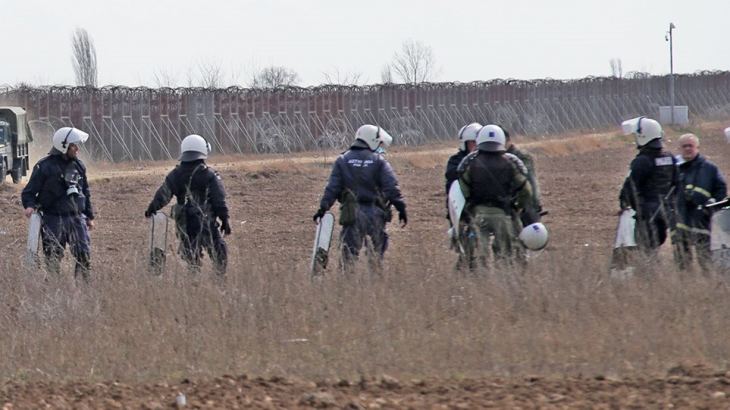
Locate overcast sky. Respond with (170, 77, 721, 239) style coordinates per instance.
(2, 0, 728, 87)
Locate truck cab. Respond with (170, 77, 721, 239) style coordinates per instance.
(0, 107, 33, 184)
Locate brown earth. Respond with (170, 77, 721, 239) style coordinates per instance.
(3, 364, 730, 409)
(2, 122, 730, 408)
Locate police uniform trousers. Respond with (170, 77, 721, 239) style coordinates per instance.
(179, 213, 227, 274)
(341, 204, 388, 266)
(471, 205, 524, 264)
(41, 213, 91, 278)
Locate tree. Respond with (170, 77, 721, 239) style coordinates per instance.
(609, 58, 623, 78)
(152, 68, 177, 88)
(249, 66, 300, 89)
(380, 65, 393, 84)
(196, 61, 224, 88)
(322, 68, 363, 86)
(388, 40, 436, 84)
(625, 71, 651, 79)
(71, 28, 98, 87)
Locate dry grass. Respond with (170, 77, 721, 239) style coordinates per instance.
(4, 121, 730, 385)
(2, 245, 730, 384)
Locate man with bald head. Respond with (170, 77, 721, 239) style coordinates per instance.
(675, 133, 727, 271)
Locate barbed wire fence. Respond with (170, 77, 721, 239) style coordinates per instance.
(2, 71, 730, 162)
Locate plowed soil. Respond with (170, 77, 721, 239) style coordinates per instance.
(3, 123, 730, 408)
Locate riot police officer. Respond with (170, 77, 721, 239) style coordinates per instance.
(445, 123, 481, 270)
(445, 123, 481, 197)
(458, 124, 532, 265)
(619, 116, 678, 254)
(22, 127, 95, 281)
(145, 134, 231, 275)
(313, 124, 407, 271)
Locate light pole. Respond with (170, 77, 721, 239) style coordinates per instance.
(666, 22, 676, 124)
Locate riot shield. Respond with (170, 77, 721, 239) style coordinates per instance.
(149, 212, 169, 275)
(311, 212, 335, 275)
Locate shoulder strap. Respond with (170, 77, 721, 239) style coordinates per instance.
(183, 163, 207, 204)
(504, 152, 528, 175)
(456, 151, 479, 175)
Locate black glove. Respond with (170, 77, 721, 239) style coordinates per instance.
(220, 218, 232, 235)
(313, 208, 326, 223)
(398, 209, 408, 227)
(144, 207, 156, 218)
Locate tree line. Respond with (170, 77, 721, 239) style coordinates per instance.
(71, 28, 438, 89)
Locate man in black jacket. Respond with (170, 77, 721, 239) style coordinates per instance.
(145, 134, 231, 275)
(619, 117, 679, 254)
(22, 127, 95, 281)
(444, 123, 481, 198)
(674, 133, 727, 270)
(313, 125, 407, 271)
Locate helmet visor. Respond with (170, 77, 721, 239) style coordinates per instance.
(621, 117, 642, 135)
(379, 129, 393, 148)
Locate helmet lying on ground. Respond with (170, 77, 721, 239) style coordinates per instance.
(519, 222, 549, 250)
(52, 127, 89, 154)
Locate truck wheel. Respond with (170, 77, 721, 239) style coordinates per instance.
(10, 168, 20, 184)
(0, 161, 5, 186)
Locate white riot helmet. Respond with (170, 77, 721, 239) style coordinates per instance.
(180, 134, 211, 161)
(476, 124, 506, 152)
(519, 222, 549, 251)
(724, 126, 730, 143)
(52, 127, 89, 154)
(355, 124, 393, 151)
(458, 122, 482, 151)
(621, 116, 663, 147)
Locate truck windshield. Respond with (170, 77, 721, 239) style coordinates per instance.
(0, 126, 6, 145)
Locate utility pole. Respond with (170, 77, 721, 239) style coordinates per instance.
(666, 22, 676, 124)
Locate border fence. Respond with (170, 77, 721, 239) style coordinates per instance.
(2, 71, 730, 162)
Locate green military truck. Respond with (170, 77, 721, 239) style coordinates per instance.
(0, 106, 32, 184)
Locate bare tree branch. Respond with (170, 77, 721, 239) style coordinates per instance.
(322, 68, 363, 86)
(388, 40, 436, 84)
(380, 65, 393, 84)
(609, 58, 623, 78)
(152, 68, 178, 88)
(249, 66, 300, 89)
(197, 61, 224, 88)
(625, 71, 650, 79)
(71, 28, 98, 87)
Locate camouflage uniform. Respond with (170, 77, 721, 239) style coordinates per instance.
(506, 144, 542, 225)
(458, 150, 532, 265)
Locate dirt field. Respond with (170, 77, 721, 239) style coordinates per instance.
(3, 122, 730, 408)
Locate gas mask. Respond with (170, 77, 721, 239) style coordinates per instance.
(63, 163, 83, 197)
(63, 162, 86, 212)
